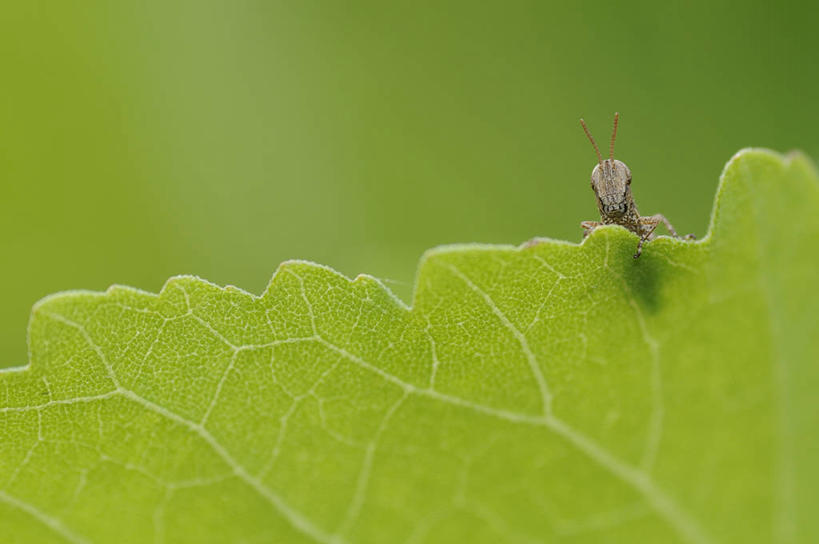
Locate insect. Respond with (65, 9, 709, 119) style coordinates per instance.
(580, 113, 693, 258)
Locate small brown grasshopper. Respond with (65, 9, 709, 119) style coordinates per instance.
(580, 113, 693, 258)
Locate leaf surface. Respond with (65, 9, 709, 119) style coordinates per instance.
(1, 149, 817, 543)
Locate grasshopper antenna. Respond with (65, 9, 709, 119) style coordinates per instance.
(609, 112, 619, 161)
(580, 118, 602, 168)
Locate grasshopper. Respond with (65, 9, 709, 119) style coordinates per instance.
(580, 113, 693, 258)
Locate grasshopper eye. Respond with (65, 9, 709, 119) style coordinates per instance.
(627, 175, 632, 185)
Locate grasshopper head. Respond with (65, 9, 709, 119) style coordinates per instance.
(580, 112, 633, 218)
(591, 159, 632, 217)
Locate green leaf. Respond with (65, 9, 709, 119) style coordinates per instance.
(1, 149, 817, 543)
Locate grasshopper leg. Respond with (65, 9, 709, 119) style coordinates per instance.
(581, 220, 602, 239)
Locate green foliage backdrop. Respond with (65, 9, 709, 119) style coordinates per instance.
(2, 0, 819, 364)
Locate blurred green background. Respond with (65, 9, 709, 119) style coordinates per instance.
(2, 1, 818, 367)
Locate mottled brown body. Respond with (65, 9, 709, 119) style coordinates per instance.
(580, 113, 692, 258)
